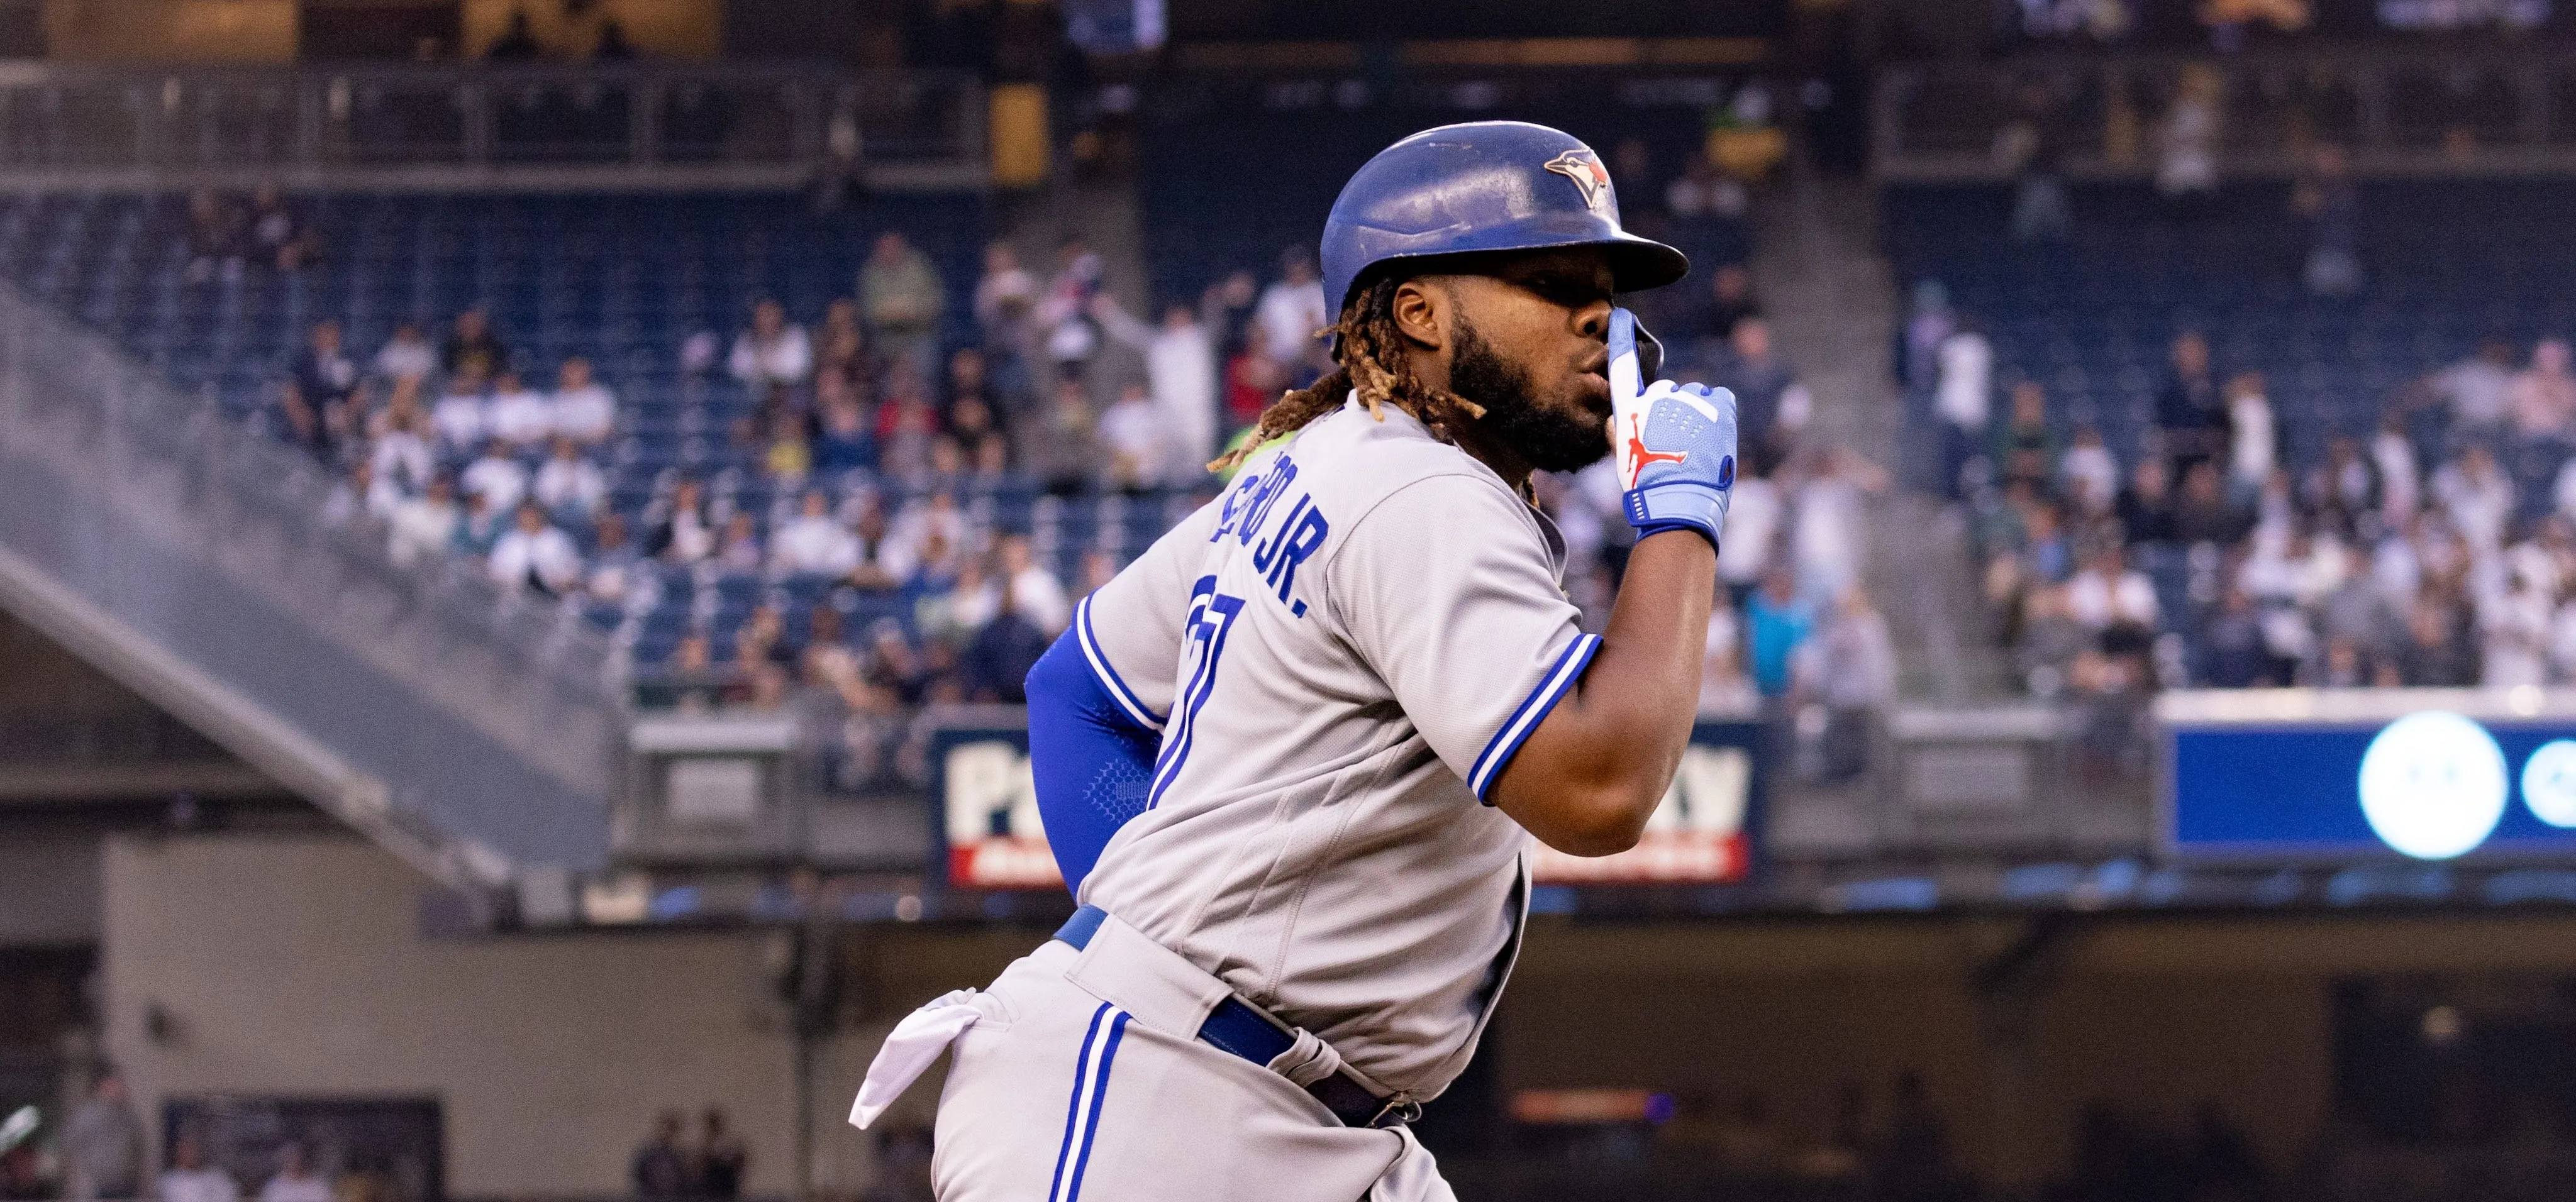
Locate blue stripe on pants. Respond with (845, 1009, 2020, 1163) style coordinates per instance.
(1046, 1003, 1111, 1202)
(1064, 1011, 1131, 1202)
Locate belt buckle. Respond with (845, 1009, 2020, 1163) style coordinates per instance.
(1366, 1093, 1423, 1128)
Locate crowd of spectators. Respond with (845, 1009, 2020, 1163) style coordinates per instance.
(1918, 280, 2576, 721)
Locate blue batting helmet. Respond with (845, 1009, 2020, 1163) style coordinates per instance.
(1319, 121, 1689, 317)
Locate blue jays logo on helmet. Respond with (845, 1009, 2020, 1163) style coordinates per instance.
(1318, 121, 1689, 314)
(1543, 149, 1614, 218)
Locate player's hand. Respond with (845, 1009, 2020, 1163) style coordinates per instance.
(1606, 307, 1736, 550)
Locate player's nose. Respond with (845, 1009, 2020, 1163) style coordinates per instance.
(1575, 300, 1611, 343)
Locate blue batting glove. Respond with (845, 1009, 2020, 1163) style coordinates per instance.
(1607, 308, 1737, 551)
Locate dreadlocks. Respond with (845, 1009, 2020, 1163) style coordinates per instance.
(1208, 275, 1488, 473)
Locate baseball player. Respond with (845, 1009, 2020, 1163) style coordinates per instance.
(852, 121, 1738, 1202)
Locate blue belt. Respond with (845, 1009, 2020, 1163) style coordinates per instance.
(1054, 905, 1418, 1128)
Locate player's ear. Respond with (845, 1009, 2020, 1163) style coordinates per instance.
(1388, 278, 1447, 352)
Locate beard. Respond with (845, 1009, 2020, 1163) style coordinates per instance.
(1446, 317, 1611, 473)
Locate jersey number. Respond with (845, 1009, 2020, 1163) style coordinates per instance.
(1146, 576, 1245, 810)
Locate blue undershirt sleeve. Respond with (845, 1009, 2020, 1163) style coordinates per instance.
(1023, 626, 1161, 896)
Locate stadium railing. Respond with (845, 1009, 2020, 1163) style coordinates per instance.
(0, 281, 625, 892)
(0, 62, 985, 190)
(1876, 47, 2576, 182)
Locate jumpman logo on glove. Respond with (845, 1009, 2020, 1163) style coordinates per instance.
(1607, 307, 1738, 549)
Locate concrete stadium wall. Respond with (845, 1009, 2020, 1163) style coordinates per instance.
(97, 832, 1048, 1198)
(1496, 913, 2576, 1192)
(101, 834, 803, 1198)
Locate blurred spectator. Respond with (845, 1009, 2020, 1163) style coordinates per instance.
(1037, 239, 1105, 382)
(2433, 444, 2514, 549)
(1664, 150, 1748, 220)
(2172, 460, 2246, 544)
(875, 365, 943, 485)
(1099, 382, 1165, 492)
(2156, 331, 2226, 471)
(1989, 381, 2058, 494)
(763, 418, 812, 484)
(531, 436, 606, 521)
(248, 184, 320, 272)
(1223, 325, 1288, 434)
(282, 320, 358, 463)
(1817, 588, 1897, 783)
(962, 583, 1050, 702)
(323, 459, 399, 527)
(696, 1108, 747, 1201)
(891, 491, 971, 578)
(1024, 379, 1101, 496)
(586, 512, 640, 603)
(860, 232, 947, 377)
(1096, 295, 1218, 481)
(441, 307, 508, 381)
(430, 372, 488, 454)
(2062, 426, 2120, 519)
(549, 356, 616, 445)
(2067, 544, 2160, 633)
(1711, 317, 1811, 459)
(1998, 81, 2072, 241)
(485, 7, 542, 59)
(1933, 318, 1992, 497)
(846, 497, 917, 592)
(1746, 565, 1817, 699)
(992, 533, 1072, 634)
(714, 512, 763, 575)
(369, 395, 436, 495)
(1699, 606, 1758, 716)
(2401, 595, 2477, 685)
(63, 1071, 143, 1202)
(1718, 465, 1782, 607)
(451, 492, 502, 558)
(158, 1135, 236, 1202)
(730, 299, 813, 389)
(2372, 411, 2423, 523)
(816, 299, 871, 392)
(257, 1145, 327, 1202)
(2428, 337, 2517, 440)
(2116, 457, 2177, 544)
(2511, 337, 2576, 439)
(460, 438, 529, 516)
(1256, 248, 1330, 382)
(486, 369, 552, 450)
(592, 18, 634, 59)
(2294, 143, 2362, 296)
(1792, 446, 1889, 606)
(388, 477, 461, 567)
(774, 490, 860, 576)
(814, 378, 875, 473)
(2200, 587, 2268, 687)
(1706, 263, 1761, 341)
(2482, 551, 2556, 687)
(633, 1112, 689, 1200)
(2225, 372, 2278, 500)
(1876, 1072, 1958, 1202)
(184, 189, 245, 284)
(1899, 280, 1953, 395)
(2156, 66, 2222, 221)
(647, 478, 714, 565)
(374, 321, 436, 383)
(974, 241, 1040, 363)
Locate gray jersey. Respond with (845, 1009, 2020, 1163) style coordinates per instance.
(1072, 398, 1598, 1098)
